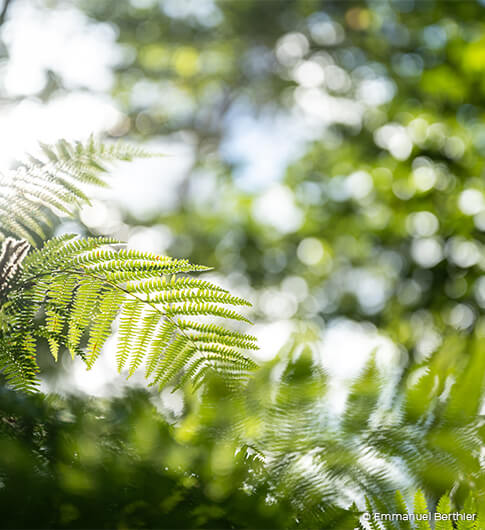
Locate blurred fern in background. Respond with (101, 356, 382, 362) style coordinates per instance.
(1, 326, 484, 528)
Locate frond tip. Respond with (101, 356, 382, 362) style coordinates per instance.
(0, 137, 159, 245)
(1, 235, 258, 392)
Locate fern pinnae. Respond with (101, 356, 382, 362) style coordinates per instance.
(145, 320, 176, 378)
(147, 289, 250, 307)
(179, 354, 254, 392)
(49, 173, 92, 206)
(23, 235, 117, 276)
(85, 289, 124, 368)
(77, 259, 228, 383)
(22, 233, 75, 268)
(193, 343, 257, 368)
(46, 273, 78, 309)
(457, 496, 479, 530)
(75, 248, 119, 266)
(125, 275, 230, 295)
(0, 209, 34, 243)
(151, 334, 194, 387)
(413, 490, 432, 530)
(177, 320, 257, 343)
(0, 194, 49, 239)
(60, 160, 110, 187)
(13, 175, 73, 216)
(435, 494, 453, 530)
(176, 356, 247, 391)
(164, 303, 252, 323)
(128, 308, 159, 377)
(190, 332, 259, 351)
(45, 308, 65, 360)
(0, 336, 39, 392)
(116, 299, 143, 372)
(114, 248, 178, 263)
(84, 260, 171, 275)
(174, 356, 207, 390)
(180, 276, 228, 292)
(187, 363, 217, 392)
(67, 276, 104, 356)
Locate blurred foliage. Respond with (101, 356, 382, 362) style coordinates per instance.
(1, 325, 485, 527)
(0, 367, 357, 529)
(50, 0, 485, 361)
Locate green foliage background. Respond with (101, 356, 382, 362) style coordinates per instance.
(1, 0, 485, 527)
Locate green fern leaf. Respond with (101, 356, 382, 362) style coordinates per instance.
(85, 289, 124, 368)
(0, 139, 256, 393)
(1, 235, 257, 391)
(393, 491, 413, 530)
(435, 494, 453, 530)
(0, 138, 159, 244)
(413, 490, 432, 530)
(116, 299, 143, 371)
(128, 308, 159, 377)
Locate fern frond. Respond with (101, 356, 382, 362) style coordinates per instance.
(0, 139, 257, 392)
(435, 494, 453, 530)
(394, 491, 413, 530)
(0, 137, 158, 245)
(151, 335, 194, 387)
(413, 490, 432, 530)
(230, 326, 485, 527)
(1, 235, 257, 391)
